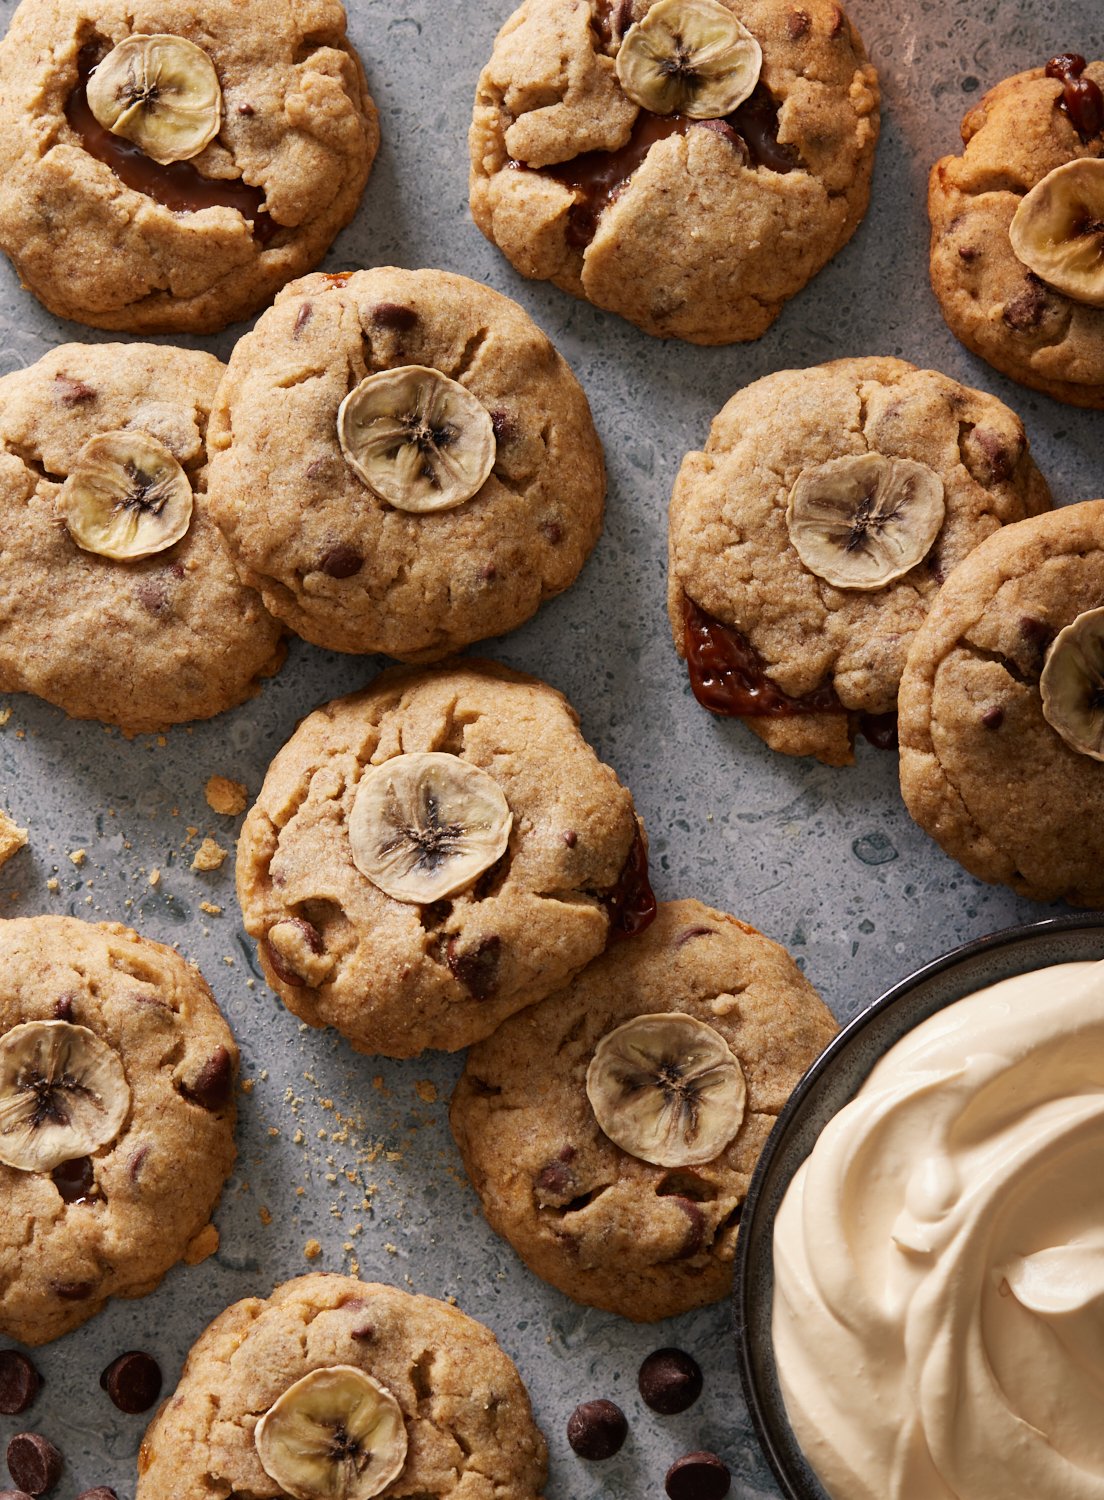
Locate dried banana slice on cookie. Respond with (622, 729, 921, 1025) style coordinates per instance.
(59, 430, 194, 561)
(0, 1020, 130, 1172)
(1040, 606, 1104, 760)
(615, 0, 762, 119)
(1010, 159, 1104, 308)
(255, 1366, 408, 1500)
(86, 34, 222, 165)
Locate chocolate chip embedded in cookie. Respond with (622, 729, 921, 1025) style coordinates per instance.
(0, 343, 284, 734)
(0, 917, 238, 1346)
(469, 0, 880, 343)
(236, 660, 653, 1058)
(449, 899, 836, 1321)
(133, 1274, 548, 1500)
(899, 500, 1104, 907)
(929, 54, 1104, 407)
(667, 357, 1051, 766)
(205, 266, 606, 660)
(0, 0, 378, 333)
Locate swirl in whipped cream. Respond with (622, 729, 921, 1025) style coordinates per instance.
(772, 960, 1104, 1500)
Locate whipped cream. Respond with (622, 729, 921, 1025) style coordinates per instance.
(772, 959, 1104, 1500)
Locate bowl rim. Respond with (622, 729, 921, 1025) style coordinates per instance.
(733, 911, 1104, 1500)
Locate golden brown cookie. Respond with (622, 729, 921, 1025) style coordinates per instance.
(0, 0, 378, 333)
(236, 660, 654, 1058)
(135, 1274, 547, 1500)
(470, 0, 880, 343)
(668, 357, 1051, 766)
(205, 267, 605, 659)
(929, 54, 1104, 407)
(0, 916, 238, 1345)
(0, 342, 285, 733)
(899, 501, 1104, 907)
(450, 899, 836, 1321)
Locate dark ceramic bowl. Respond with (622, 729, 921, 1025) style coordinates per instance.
(733, 914, 1104, 1500)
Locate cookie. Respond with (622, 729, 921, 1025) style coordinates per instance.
(0, 0, 378, 333)
(667, 357, 1051, 766)
(205, 266, 605, 659)
(134, 1274, 547, 1500)
(929, 54, 1104, 407)
(469, 0, 880, 343)
(449, 899, 836, 1321)
(236, 660, 653, 1058)
(0, 916, 238, 1345)
(899, 501, 1104, 907)
(0, 342, 285, 734)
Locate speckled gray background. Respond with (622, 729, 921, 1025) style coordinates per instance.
(0, 0, 1101, 1496)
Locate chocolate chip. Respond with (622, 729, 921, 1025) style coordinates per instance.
(675, 925, 716, 946)
(350, 1323, 375, 1342)
(53, 373, 96, 407)
(372, 302, 419, 331)
(52, 995, 76, 1021)
(958, 244, 979, 262)
(127, 1145, 149, 1182)
(76, 1490, 118, 1500)
(293, 302, 312, 335)
(535, 1160, 576, 1203)
(673, 1197, 706, 1258)
(489, 409, 516, 444)
(786, 9, 810, 38)
(265, 917, 324, 987)
(320, 544, 363, 578)
(665, 1451, 731, 1500)
(828, 4, 845, 36)
(6, 1434, 63, 1496)
(100, 1351, 162, 1415)
(50, 1156, 93, 1203)
(562, 829, 578, 848)
(982, 705, 1005, 730)
(1003, 278, 1048, 331)
(180, 1047, 234, 1111)
(697, 118, 747, 156)
(0, 1355, 42, 1416)
(52, 1281, 93, 1301)
(237, 102, 255, 116)
(539, 521, 563, 545)
(566, 1400, 627, 1461)
(133, 576, 170, 617)
(638, 1349, 703, 1415)
(446, 935, 501, 1000)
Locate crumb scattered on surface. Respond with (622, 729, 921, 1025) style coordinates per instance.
(0, 707, 10, 727)
(148, 868, 160, 886)
(69, 848, 86, 866)
(304, 1238, 322, 1260)
(192, 837, 227, 871)
(46, 877, 58, 892)
(259, 1205, 273, 1226)
(200, 901, 222, 916)
(415, 1079, 438, 1104)
(0, 810, 27, 868)
(206, 775, 248, 816)
(184, 1223, 219, 1265)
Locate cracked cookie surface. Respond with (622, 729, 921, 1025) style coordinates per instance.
(134, 1273, 547, 1500)
(667, 356, 1052, 766)
(449, 899, 836, 1321)
(470, 0, 880, 343)
(0, 0, 378, 333)
(0, 342, 285, 734)
(205, 266, 605, 658)
(0, 916, 238, 1345)
(929, 60, 1104, 407)
(236, 660, 647, 1058)
(899, 501, 1104, 907)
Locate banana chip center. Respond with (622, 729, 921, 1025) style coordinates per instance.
(1040, 606, 1104, 761)
(0, 1020, 130, 1173)
(585, 1011, 747, 1167)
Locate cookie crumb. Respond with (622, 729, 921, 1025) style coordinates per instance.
(200, 901, 222, 916)
(47, 877, 59, 893)
(148, 868, 160, 886)
(415, 1079, 438, 1104)
(259, 1205, 273, 1226)
(304, 1238, 322, 1260)
(191, 837, 227, 871)
(0, 707, 10, 726)
(184, 1223, 219, 1265)
(69, 848, 87, 867)
(0, 810, 28, 868)
(240, 1078, 255, 1094)
(205, 775, 248, 816)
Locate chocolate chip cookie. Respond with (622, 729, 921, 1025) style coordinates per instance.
(205, 266, 605, 659)
(929, 54, 1104, 407)
(450, 899, 836, 1321)
(134, 1274, 548, 1500)
(899, 501, 1104, 907)
(470, 0, 880, 343)
(668, 357, 1052, 766)
(0, 342, 285, 734)
(0, 916, 238, 1345)
(0, 0, 378, 333)
(236, 659, 653, 1058)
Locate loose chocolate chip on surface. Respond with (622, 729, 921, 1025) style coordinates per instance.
(100, 1351, 163, 1415)
(567, 1399, 627, 1461)
(665, 1450, 731, 1500)
(51, 1156, 94, 1204)
(6, 1433, 63, 1496)
(0, 1354, 41, 1416)
(638, 1349, 704, 1414)
(180, 1047, 234, 1111)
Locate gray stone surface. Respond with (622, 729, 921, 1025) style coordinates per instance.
(0, 0, 1100, 1495)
